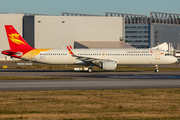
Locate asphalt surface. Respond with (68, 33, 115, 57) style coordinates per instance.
(0, 69, 180, 91)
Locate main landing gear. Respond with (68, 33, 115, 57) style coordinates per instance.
(155, 65, 159, 73)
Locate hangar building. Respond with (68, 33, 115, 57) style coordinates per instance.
(150, 12, 180, 50)
(23, 15, 126, 49)
(63, 12, 150, 48)
(106, 12, 150, 48)
(106, 12, 180, 50)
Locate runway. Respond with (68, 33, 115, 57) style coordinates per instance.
(0, 69, 180, 91)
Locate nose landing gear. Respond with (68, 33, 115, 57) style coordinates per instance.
(88, 68, 93, 73)
(155, 65, 159, 73)
(88, 62, 94, 73)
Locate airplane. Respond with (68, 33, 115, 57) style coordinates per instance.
(2, 25, 178, 72)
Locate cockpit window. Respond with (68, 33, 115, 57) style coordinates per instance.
(165, 53, 172, 56)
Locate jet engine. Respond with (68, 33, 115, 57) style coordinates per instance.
(99, 61, 117, 70)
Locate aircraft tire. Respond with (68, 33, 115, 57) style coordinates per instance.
(88, 68, 93, 73)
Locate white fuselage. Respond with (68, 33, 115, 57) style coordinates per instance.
(32, 49, 177, 65)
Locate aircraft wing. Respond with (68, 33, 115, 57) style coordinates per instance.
(66, 46, 113, 64)
(74, 54, 103, 63)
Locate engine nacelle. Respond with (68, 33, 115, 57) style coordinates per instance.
(99, 61, 117, 70)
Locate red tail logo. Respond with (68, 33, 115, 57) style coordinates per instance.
(5, 25, 33, 50)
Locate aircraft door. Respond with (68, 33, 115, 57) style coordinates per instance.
(155, 51, 160, 60)
(102, 52, 105, 58)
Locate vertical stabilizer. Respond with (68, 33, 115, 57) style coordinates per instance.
(5, 25, 33, 50)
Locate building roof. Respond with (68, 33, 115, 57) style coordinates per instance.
(74, 41, 134, 49)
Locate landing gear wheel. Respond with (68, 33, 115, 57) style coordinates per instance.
(155, 65, 159, 73)
(88, 68, 93, 73)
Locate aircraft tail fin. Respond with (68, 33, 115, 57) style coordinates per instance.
(5, 25, 34, 50)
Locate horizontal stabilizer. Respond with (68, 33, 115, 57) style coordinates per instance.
(2, 50, 23, 56)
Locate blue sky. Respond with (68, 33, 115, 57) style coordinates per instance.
(0, 0, 180, 16)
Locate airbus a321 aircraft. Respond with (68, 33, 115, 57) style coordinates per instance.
(2, 25, 177, 72)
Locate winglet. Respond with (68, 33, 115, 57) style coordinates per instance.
(67, 46, 74, 55)
(69, 45, 72, 49)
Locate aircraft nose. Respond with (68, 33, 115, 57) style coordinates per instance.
(172, 57, 178, 63)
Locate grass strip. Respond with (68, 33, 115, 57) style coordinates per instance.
(0, 89, 180, 120)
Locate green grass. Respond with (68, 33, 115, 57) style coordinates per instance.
(0, 89, 180, 120)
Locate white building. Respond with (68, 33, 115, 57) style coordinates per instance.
(23, 15, 126, 49)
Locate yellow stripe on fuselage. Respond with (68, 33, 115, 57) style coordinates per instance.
(21, 49, 51, 60)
